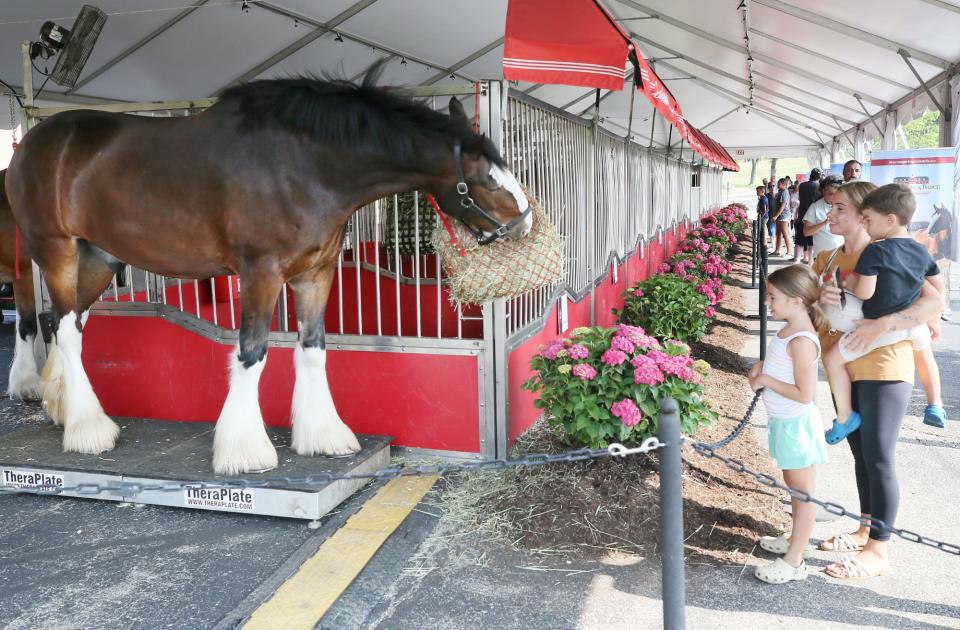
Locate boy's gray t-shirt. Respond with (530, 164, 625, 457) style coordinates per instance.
(853, 237, 940, 319)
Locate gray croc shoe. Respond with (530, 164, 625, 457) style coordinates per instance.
(759, 534, 815, 558)
(755, 558, 808, 584)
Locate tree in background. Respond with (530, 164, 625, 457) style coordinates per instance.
(899, 109, 941, 149)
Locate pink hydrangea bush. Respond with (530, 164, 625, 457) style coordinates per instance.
(615, 273, 711, 341)
(523, 326, 715, 447)
(618, 203, 745, 335)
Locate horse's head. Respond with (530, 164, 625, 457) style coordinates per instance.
(929, 203, 953, 235)
(430, 97, 532, 245)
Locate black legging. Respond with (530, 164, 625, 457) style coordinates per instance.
(848, 380, 912, 541)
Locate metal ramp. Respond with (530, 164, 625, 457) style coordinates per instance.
(0, 418, 391, 520)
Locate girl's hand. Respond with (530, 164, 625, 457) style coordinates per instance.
(748, 373, 766, 391)
(748, 361, 763, 379)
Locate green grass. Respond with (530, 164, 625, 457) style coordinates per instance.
(730, 157, 812, 189)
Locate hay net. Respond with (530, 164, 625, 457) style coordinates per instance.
(432, 193, 565, 304)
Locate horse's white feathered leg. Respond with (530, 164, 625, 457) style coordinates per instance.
(213, 351, 277, 475)
(8, 314, 42, 400)
(291, 345, 360, 456)
(57, 312, 119, 453)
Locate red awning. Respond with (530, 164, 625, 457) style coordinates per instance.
(503, 0, 738, 171)
(503, 0, 630, 90)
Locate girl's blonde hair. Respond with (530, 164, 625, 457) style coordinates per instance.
(838, 180, 878, 210)
(767, 264, 828, 331)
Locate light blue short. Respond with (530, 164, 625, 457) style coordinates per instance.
(768, 411, 829, 470)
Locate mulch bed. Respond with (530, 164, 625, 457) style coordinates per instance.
(435, 236, 788, 565)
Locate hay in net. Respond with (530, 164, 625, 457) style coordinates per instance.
(432, 193, 565, 304)
(383, 191, 435, 256)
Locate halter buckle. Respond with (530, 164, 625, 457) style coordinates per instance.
(456, 182, 469, 195)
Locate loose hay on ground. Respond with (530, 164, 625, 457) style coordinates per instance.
(431, 238, 786, 566)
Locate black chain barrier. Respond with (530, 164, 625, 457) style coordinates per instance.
(0, 438, 666, 497)
(686, 438, 960, 556)
(700, 388, 762, 450)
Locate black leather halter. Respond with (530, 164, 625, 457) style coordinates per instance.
(450, 140, 532, 245)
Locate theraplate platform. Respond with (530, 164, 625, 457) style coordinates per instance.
(0, 417, 391, 520)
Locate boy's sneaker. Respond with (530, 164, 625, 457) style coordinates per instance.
(923, 404, 947, 428)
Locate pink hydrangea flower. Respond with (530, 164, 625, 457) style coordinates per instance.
(611, 398, 642, 427)
(572, 363, 597, 381)
(658, 262, 672, 273)
(567, 344, 589, 360)
(660, 354, 694, 379)
(633, 362, 665, 386)
(540, 340, 565, 360)
(610, 334, 636, 354)
(705, 306, 716, 317)
(633, 289, 644, 297)
(601, 349, 628, 366)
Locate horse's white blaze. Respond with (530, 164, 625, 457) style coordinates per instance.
(8, 319, 42, 401)
(56, 312, 119, 454)
(490, 163, 532, 233)
(291, 346, 361, 456)
(213, 352, 277, 475)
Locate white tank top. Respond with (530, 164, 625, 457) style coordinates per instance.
(761, 331, 821, 418)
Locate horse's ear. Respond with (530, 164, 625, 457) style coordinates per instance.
(448, 97, 468, 123)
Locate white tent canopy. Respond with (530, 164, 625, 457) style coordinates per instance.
(2, 0, 960, 166)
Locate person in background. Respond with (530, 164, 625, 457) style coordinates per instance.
(757, 185, 771, 247)
(843, 159, 862, 182)
(772, 178, 793, 257)
(794, 168, 821, 263)
(766, 180, 777, 242)
(804, 175, 844, 258)
(789, 183, 802, 261)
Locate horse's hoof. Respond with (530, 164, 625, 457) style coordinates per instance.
(212, 443, 279, 476)
(291, 420, 361, 457)
(8, 374, 43, 402)
(213, 424, 278, 476)
(63, 412, 120, 454)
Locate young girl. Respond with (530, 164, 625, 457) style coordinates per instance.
(748, 264, 829, 584)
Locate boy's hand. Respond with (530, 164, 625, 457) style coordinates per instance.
(929, 319, 942, 341)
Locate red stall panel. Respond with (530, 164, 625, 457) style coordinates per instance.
(82, 315, 481, 453)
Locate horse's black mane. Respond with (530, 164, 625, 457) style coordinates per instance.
(219, 62, 504, 166)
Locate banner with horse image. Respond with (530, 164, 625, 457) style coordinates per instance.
(869, 147, 958, 263)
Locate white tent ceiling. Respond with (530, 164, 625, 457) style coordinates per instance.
(2, 0, 959, 164)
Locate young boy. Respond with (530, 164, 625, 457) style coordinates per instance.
(756, 185, 772, 246)
(823, 184, 947, 444)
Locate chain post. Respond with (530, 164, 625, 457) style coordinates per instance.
(750, 219, 757, 289)
(657, 397, 686, 630)
(758, 219, 769, 360)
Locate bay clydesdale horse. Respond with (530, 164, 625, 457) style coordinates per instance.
(0, 169, 42, 401)
(5, 66, 531, 474)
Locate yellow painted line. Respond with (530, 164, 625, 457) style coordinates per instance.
(242, 476, 438, 630)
